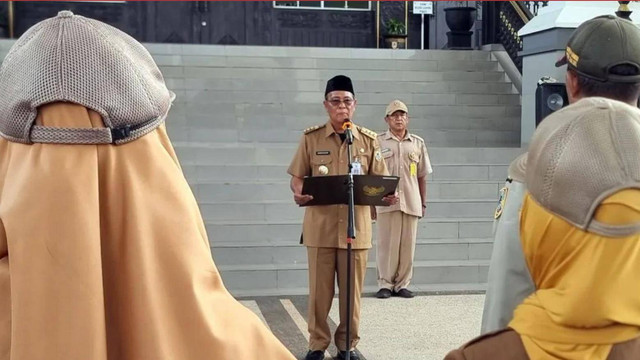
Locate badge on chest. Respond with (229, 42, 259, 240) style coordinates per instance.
(409, 152, 419, 176)
(351, 158, 362, 175)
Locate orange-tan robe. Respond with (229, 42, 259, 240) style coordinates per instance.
(0, 103, 295, 360)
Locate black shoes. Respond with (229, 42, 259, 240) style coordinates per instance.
(304, 350, 325, 360)
(336, 350, 360, 360)
(306, 349, 360, 360)
(377, 287, 415, 298)
(395, 288, 415, 298)
(375, 288, 392, 299)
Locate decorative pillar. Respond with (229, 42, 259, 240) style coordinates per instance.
(616, 1, 632, 20)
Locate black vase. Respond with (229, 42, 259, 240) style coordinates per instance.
(444, 7, 476, 32)
(444, 7, 476, 49)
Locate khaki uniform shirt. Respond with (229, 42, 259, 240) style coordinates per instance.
(288, 121, 389, 249)
(376, 130, 432, 217)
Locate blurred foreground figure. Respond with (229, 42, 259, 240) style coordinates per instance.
(445, 97, 640, 359)
(481, 14, 640, 337)
(0, 11, 294, 360)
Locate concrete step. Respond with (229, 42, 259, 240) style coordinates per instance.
(186, 180, 502, 202)
(206, 218, 494, 244)
(167, 78, 516, 95)
(167, 126, 519, 147)
(161, 66, 507, 83)
(154, 55, 501, 72)
(168, 102, 521, 120)
(172, 144, 524, 166)
(197, 199, 497, 222)
(170, 90, 520, 106)
(166, 105, 521, 137)
(179, 164, 510, 182)
(211, 238, 493, 267)
(144, 43, 495, 62)
(217, 259, 489, 293)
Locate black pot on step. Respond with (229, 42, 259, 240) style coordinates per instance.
(444, 6, 476, 49)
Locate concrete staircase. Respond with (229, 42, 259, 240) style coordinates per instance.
(147, 44, 522, 147)
(177, 144, 522, 296)
(0, 40, 523, 296)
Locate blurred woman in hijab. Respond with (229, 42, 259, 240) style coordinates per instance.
(0, 11, 294, 360)
(444, 97, 640, 359)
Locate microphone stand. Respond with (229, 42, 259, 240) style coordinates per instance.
(343, 121, 355, 360)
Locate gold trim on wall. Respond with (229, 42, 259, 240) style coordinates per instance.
(508, 1, 529, 24)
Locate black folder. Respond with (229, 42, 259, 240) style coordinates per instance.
(300, 175, 399, 207)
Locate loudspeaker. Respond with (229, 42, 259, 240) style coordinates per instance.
(535, 82, 568, 126)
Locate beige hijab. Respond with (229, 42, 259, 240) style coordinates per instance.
(0, 102, 294, 360)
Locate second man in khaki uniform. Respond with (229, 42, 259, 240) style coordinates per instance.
(374, 100, 432, 299)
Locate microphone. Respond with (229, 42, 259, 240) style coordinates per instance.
(342, 119, 353, 144)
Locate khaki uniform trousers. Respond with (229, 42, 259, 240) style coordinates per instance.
(307, 247, 368, 352)
(376, 211, 418, 291)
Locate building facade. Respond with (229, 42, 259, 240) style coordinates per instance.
(0, 1, 489, 50)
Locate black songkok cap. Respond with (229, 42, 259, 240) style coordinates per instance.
(325, 75, 354, 97)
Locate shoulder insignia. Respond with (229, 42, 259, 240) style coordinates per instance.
(410, 133, 425, 143)
(494, 186, 509, 219)
(357, 125, 377, 140)
(304, 124, 325, 134)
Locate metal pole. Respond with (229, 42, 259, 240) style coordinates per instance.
(376, 1, 380, 48)
(421, 14, 424, 49)
(404, 1, 408, 49)
(344, 125, 356, 360)
(8, 1, 14, 39)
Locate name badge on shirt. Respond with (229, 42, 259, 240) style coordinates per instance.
(410, 162, 417, 176)
(351, 159, 362, 175)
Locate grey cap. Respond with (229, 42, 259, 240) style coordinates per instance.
(507, 153, 527, 183)
(0, 11, 175, 145)
(526, 97, 640, 237)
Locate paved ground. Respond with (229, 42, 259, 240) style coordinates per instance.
(240, 293, 485, 360)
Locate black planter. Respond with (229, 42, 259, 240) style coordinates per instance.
(444, 6, 476, 49)
(444, 7, 476, 31)
(383, 34, 408, 49)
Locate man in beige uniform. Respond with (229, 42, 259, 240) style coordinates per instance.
(288, 75, 392, 360)
(374, 100, 431, 299)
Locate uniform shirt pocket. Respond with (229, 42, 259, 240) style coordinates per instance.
(311, 155, 333, 176)
(381, 148, 395, 175)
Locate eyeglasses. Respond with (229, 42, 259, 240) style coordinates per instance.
(327, 98, 355, 107)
